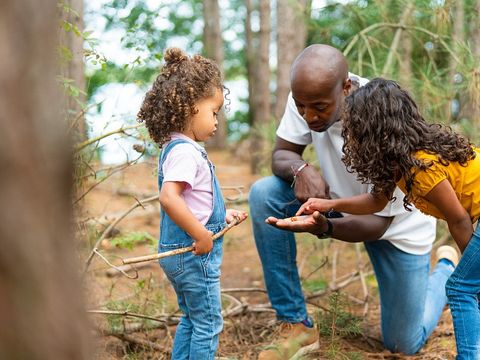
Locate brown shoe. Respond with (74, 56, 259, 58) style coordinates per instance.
(258, 322, 318, 360)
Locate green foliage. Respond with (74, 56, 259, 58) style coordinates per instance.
(317, 292, 362, 338)
(308, 0, 480, 141)
(303, 278, 328, 292)
(110, 231, 156, 250)
(317, 292, 363, 359)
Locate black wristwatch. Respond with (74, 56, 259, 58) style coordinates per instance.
(317, 218, 333, 239)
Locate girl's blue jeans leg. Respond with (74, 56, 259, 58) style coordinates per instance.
(365, 240, 453, 355)
(446, 225, 480, 360)
(167, 243, 224, 360)
(249, 176, 308, 322)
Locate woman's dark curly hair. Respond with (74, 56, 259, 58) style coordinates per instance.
(137, 47, 224, 147)
(341, 78, 475, 210)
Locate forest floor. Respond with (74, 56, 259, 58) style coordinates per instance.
(82, 148, 457, 360)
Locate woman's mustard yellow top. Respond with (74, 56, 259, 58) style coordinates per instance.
(396, 148, 480, 223)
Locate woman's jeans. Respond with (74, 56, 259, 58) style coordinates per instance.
(249, 176, 454, 355)
(446, 223, 480, 360)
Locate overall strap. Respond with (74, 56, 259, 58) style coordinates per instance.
(159, 139, 191, 167)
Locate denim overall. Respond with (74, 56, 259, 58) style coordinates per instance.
(158, 139, 226, 360)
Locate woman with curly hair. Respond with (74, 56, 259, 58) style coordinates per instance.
(297, 78, 480, 359)
(137, 47, 247, 359)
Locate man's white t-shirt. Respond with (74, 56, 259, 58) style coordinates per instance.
(276, 73, 436, 255)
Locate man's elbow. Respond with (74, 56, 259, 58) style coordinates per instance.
(365, 215, 392, 241)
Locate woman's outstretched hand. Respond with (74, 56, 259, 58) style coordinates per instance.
(295, 197, 337, 216)
(265, 211, 329, 236)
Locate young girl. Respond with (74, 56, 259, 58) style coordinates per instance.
(297, 78, 480, 359)
(137, 47, 247, 359)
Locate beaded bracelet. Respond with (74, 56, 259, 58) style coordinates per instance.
(290, 162, 309, 188)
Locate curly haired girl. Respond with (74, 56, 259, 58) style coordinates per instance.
(296, 78, 480, 359)
(138, 48, 247, 359)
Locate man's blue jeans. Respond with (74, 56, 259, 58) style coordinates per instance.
(446, 223, 480, 360)
(249, 176, 453, 355)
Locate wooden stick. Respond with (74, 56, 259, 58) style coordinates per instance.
(122, 216, 242, 265)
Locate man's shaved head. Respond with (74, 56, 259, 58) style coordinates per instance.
(289, 44, 351, 132)
(291, 44, 348, 92)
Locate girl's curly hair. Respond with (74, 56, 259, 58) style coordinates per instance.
(341, 78, 475, 210)
(137, 47, 224, 146)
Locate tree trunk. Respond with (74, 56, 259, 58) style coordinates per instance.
(467, 0, 480, 134)
(0, 1, 90, 359)
(275, 0, 309, 120)
(474, 0, 480, 58)
(381, 1, 414, 78)
(250, 0, 272, 174)
(398, 29, 413, 89)
(203, 0, 227, 149)
(59, 0, 86, 142)
(245, 0, 255, 127)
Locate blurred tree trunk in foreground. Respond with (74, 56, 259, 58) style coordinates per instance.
(0, 1, 90, 359)
(203, 0, 227, 149)
(275, 0, 309, 120)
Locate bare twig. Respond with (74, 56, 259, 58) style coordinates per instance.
(75, 123, 142, 152)
(355, 243, 369, 316)
(88, 309, 167, 323)
(106, 262, 152, 277)
(84, 195, 159, 273)
(93, 249, 138, 279)
(74, 151, 144, 204)
(122, 216, 243, 265)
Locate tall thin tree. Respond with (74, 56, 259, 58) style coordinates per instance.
(275, 0, 310, 120)
(250, 0, 272, 173)
(203, 0, 227, 149)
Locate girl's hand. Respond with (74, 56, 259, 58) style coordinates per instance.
(296, 198, 336, 216)
(192, 229, 214, 255)
(226, 209, 248, 224)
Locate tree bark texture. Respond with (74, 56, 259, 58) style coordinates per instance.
(275, 0, 309, 120)
(0, 1, 91, 359)
(203, 0, 227, 149)
(250, 0, 271, 173)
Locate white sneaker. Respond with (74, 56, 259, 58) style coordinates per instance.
(436, 245, 459, 267)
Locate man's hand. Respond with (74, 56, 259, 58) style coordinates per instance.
(265, 211, 329, 236)
(192, 229, 214, 255)
(294, 165, 330, 203)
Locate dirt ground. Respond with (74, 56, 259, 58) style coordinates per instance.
(81, 149, 457, 360)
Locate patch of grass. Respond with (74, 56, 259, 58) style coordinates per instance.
(110, 231, 156, 250)
(303, 278, 328, 292)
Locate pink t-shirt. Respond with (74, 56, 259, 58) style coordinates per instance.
(161, 133, 213, 225)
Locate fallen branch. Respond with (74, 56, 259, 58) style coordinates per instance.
(84, 195, 159, 273)
(122, 216, 243, 265)
(105, 262, 152, 278)
(88, 309, 167, 323)
(113, 333, 167, 352)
